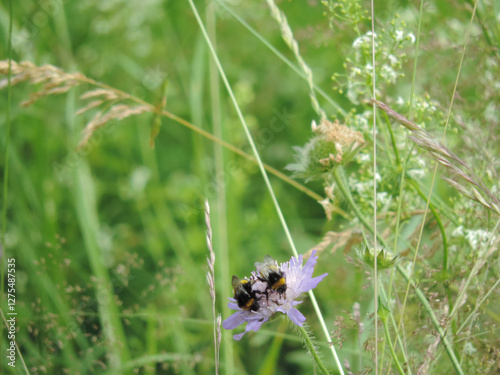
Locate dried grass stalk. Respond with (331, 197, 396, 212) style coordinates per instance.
(372, 99, 500, 216)
(80, 88, 120, 101)
(266, 0, 326, 120)
(0, 60, 154, 149)
(0, 60, 85, 107)
(307, 229, 362, 257)
(79, 104, 150, 148)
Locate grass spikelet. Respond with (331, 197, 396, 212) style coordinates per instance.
(308, 229, 362, 256)
(80, 88, 120, 101)
(0, 60, 153, 150)
(372, 99, 500, 216)
(265, 0, 326, 120)
(0, 61, 84, 106)
(75, 100, 105, 116)
(0, 60, 322, 203)
(204, 200, 221, 375)
(78, 104, 149, 149)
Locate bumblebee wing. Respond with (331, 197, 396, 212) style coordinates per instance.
(255, 255, 273, 269)
(262, 255, 274, 263)
(231, 275, 242, 290)
(254, 261, 268, 278)
(255, 255, 278, 278)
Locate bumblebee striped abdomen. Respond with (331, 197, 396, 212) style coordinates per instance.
(232, 276, 260, 312)
(255, 255, 287, 295)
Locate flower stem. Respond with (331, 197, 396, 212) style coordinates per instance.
(332, 166, 465, 375)
(333, 167, 373, 232)
(381, 314, 405, 375)
(297, 325, 331, 375)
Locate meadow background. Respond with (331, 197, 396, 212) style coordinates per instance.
(0, 0, 499, 374)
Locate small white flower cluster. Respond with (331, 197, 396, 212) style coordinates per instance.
(380, 64, 398, 85)
(394, 95, 444, 132)
(452, 226, 495, 251)
(340, 26, 413, 104)
(352, 32, 377, 50)
(394, 29, 415, 43)
(465, 230, 492, 251)
(406, 156, 427, 179)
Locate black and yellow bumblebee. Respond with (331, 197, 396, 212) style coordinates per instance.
(232, 275, 260, 312)
(255, 255, 287, 295)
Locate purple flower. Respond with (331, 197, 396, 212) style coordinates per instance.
(222, 250, 328, 340)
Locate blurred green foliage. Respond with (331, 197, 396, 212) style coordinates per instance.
(0, 0, 499, 374)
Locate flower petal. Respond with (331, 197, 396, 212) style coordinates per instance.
(303, 272, 328, 292)
(223, 312, 246, 330)
(246, 318, 267, 332)
(286, 307, 306, 326)
(302, 250, 319, 280)
(233, 332, 246, 341)
(231, 316, 268, 341)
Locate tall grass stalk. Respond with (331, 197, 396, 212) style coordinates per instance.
(455, 228, 500, 370)
(134, 124, 203, 375)
(378, 304, 404, 375)
(0, 59, 323, 204)
(265, 0, 327, 120)
(73, 160, 131, 370)
(457, 269, 500, 367)
(387, 0, 425, 361)
(154, 107, 323, 201)
(456, 246, 500, 336)
(449, 218, 500, 322)
(0, 0, 13, 367)
(332, 163, 465, 374)
(188, 1, 344, 373)
(215, 0, 347, 117)
(369, 0, 379, 372)
(205, 201, 221, 375)
(2, 2, 496, 373)
(206, 3, 234, 374)
(4, 136, 89, 370)
(395, 4, 477, 372)
(1, 3, 12, 250)
(0, 309, 29, 373)
(378, 285, 410, 375)
(1, 2, 29, 372)
(54, 2, 133, 367)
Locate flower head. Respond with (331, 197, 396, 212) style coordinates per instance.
(358, 245, 400, 270)
(222, 250, 328, 340)
(286, 119, 365, 181)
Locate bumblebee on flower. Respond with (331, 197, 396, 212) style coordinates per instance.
(223, 250, 327, 340)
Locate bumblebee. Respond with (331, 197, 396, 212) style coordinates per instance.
(255, 255, 287, 295)
(232, 275, 260, 312)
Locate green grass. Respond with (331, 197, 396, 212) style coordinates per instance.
(1, 0, 500, 374)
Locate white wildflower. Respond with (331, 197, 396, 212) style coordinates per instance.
(381, 64, 397, 84)
(377, 192, 390, 206)
(353, 36, 366, 49)
(407, 169, 425, 179)
(465, 229, 491, 250)
(452, 226, 464, 238)
(388, 54, 399, 66)
(395, 29, 404, 42)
